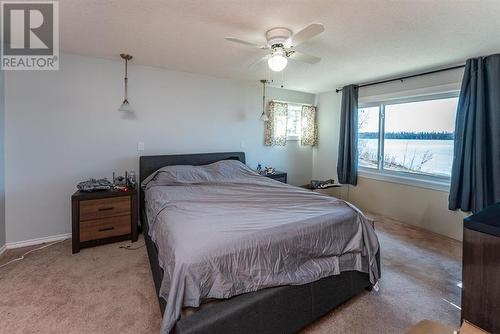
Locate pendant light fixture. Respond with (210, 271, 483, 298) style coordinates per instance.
(259, 79, 269, 121)
(118, 53, 133, 112)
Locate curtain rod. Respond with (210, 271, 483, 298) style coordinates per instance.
(271, 99, 314, 107)
(335, 64, 465, 93)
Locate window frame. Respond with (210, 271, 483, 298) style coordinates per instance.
(358, 91, 460, 192)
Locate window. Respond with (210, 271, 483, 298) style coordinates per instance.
(265, 101, 317, 147)
(286, 104, 303, 140)
(358, 106, 380, 168)
(358, 94, 459, 186)
(287, 105, 302, 139)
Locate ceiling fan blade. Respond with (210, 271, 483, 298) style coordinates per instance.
(290, 23, 324, 46)
(248, 54, 269, 68)
(289, 51, 321, 64)
(225, 37, 267, 49)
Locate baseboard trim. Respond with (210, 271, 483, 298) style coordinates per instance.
(0, 244, 6, 256)
(6, 233, 71, 249)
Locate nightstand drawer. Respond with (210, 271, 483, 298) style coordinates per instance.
(80, 215, 131, 242)
(80, 196, 131, 221)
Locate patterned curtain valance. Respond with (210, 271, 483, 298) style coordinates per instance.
(301, 105, 318, 146)
(264, 101, 288, 146)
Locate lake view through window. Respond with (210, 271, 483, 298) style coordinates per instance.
(358, 96, 458, 178)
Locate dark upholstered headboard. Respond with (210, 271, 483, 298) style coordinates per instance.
(139, 152, 246, 219)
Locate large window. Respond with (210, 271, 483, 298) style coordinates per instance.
(358, 94, 458, 182)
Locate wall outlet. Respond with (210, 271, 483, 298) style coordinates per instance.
(240, 140, 246, 148)
(138, 142, 145, 151)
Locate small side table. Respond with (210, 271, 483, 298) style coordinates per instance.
(262, 171, 287, 184)
(71, 189, 138, 253)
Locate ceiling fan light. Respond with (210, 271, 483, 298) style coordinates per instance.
(268, 52, 288, 72)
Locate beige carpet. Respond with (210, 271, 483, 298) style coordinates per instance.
(0, 214, 462, 334)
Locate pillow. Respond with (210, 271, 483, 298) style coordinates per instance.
(142, 159, 257, 188)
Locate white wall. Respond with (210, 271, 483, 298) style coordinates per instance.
(4, 54, 315, 244)
(313, 68, 467, 240)
(312, 90, 341, 181)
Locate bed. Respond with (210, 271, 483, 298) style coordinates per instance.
(139, 152, 380, 334)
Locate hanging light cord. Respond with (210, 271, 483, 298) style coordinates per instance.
(124, 57, 129, 102)
(260, 79, 269, 120)
(262, 80, 266, 113)
(119, 53, 132, 104)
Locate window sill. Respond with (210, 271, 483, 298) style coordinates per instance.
(358, 168, 450, 192)
(286, 135, 300, 141)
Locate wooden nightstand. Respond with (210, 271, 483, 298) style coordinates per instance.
(262, 171, 287, 184)
(71, 189, 138, 253)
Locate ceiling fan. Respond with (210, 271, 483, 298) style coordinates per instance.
(225, 23, 324, 72)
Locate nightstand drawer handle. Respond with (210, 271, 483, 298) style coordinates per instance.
(98, 227, 115, 232)
(98, 207, 115, 211)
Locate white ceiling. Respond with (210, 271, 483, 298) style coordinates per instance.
(57, 0, 500, 93)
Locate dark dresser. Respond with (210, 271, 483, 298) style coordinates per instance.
(462, 203, 500, 333)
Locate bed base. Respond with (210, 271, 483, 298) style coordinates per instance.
(143, 209, 379, 334)
(139, 152, 380, 334)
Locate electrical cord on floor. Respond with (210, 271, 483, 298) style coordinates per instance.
(119, 243, 145, 251)
(0, 238, 68, 269)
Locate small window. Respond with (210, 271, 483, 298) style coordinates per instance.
(286, 104, 302, 140)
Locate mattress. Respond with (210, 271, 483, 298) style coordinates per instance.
(142, 160, 380, 334)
